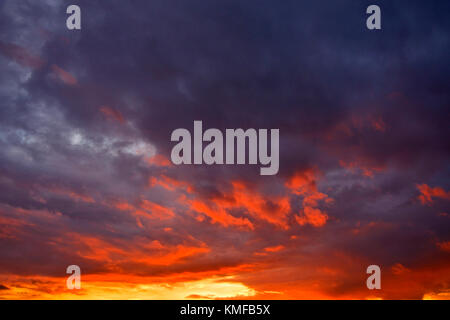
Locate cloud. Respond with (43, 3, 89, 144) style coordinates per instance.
(0, 0, 448, 299)
(0, 41, 45, 69)
(51, 64, 78, 86)
(417, 184, 450, 205)
(295, 207, 328, 227)
(436, 241, 450, 253)
(100, 106, 125, 124)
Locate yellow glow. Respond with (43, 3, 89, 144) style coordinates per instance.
(422, 291, 450, 300)
(0, 275, 257, 300)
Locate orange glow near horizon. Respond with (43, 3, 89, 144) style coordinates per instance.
(0, 171, 448, 300)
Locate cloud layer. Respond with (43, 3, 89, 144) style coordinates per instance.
(0, 0, 449, 299)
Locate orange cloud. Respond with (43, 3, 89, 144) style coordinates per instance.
(113, 199, 175, 221)
(149, 175, 193, 193)
(178, 180, 292, 229)
(231, 181, 291, 229)
(295, 207, 328, 227)
(0, 215, 34, 240)
(147, 154, 172, 167)
(302, 191, 333, 207)
(423, 291, 450, 300)
(285, 169, 317, 195)
(264, 245, 285, 253)
(140, 200, 175, 219)
(0, 274, 256, 300)
(183, 196, 254, 230)
(286, 169, 332, 227)
(137, 244, 210, 266)
(59, 232, 209, 268)
(417, 184, 450, 205)
(254, 245, 286, 256)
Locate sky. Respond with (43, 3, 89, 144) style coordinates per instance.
(0, 0, 449, 299)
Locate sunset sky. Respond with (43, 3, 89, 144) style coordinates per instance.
(0, 0, 449, 300)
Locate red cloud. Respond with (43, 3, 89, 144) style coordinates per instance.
(99, 106, 125, 123)
(45, 187, 95, 203)
(230, 181, 291, 229)
(295, 207, 328, 227)
(436, 241, 450, 253)
(51, 64, 78, 86)
(285, 169, 317, 195)
(140, 199, 175, 219)
(371, 116, 386, 132)
(286, 169, 332, 227)
(339, 160, 384, 178)
(178, 180, 291, 230)
(0, 41, 45, 69)
(149, 175, 193, 193)
(184, 196, 254, 229)
(264, 245, 285, 253)
(114, 199, 175, 222)
(417, 184, 450, 205)
(391, 263, 411, 275)
(60, 232, 209, 267)
(324, 113, 387, 141)
(147, 154, 172, 167)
